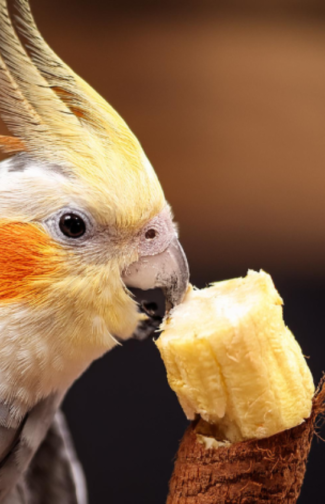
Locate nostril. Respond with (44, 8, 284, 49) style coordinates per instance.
(145, 229, 157, 240)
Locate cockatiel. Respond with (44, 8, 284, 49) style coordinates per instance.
(0, 0, 189, 502)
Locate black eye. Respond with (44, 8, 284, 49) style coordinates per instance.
(145, 228, 157, 240)
(59, 213, 86, 239)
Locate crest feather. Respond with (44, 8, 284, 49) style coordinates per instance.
(14, 0, 140, 147)
(0, 45, 45, 143)
(0, 0, 145, 166)
(0, 0, 80, 131)
(0, 0, 99, 166)
(15, 0, 103, 131)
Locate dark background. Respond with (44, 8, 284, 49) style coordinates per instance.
(2, 0, 325, 502)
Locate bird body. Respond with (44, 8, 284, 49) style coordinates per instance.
(0, 0, 189, 500)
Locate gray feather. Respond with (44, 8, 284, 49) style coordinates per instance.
(0, 395, 87, 504)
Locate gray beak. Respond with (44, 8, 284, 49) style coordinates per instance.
(122, 236, 189, 310)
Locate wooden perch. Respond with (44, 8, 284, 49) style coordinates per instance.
(167, 379, 325, 504)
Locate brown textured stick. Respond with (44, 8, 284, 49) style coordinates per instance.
(167, 378, 325, 504)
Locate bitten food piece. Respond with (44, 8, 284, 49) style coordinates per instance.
(156, 270, 314, 443)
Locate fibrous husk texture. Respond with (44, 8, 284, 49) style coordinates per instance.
(167, 378, 325, 504)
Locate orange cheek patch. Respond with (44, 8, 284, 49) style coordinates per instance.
(0, 221, 62, 302)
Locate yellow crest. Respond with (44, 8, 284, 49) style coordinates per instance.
(0, 0, 164, 227)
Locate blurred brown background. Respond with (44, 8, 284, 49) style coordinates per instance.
(2, 1, 325, 503)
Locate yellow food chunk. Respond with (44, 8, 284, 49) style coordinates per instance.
(156, 270, 314, 442)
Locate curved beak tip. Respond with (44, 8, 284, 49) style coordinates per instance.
(161, 242, 189, 311)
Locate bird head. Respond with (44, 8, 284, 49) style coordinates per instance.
(0, 0, 189, 399)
